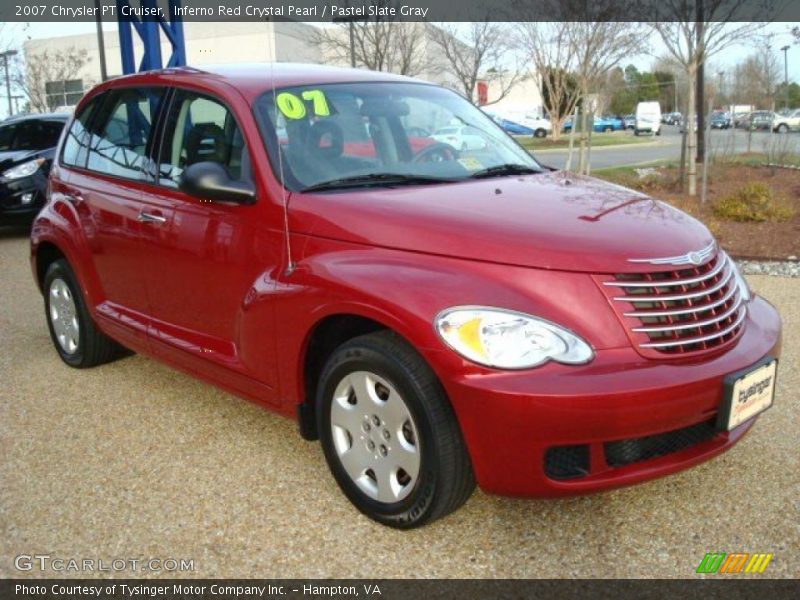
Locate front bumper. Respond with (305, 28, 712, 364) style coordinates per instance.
(436, 296, 782, 497)
(0, 171, 48, 224)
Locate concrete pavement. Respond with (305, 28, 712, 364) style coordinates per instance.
(532, 127, 800, 170)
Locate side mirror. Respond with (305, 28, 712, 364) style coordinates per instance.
(179, 162, 256, 205)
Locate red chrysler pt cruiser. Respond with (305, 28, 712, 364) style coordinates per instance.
(30, 65, 781, 528)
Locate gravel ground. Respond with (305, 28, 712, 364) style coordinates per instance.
(1, 229, 798, 579)
(736, 260, 800, 278)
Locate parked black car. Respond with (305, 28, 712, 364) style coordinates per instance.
(710, 111, 732, 129)
(0, 112, 68, 225)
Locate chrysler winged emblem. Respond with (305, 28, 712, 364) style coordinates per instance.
(628, 241, 716, 266)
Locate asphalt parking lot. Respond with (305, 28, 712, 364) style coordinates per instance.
(0, 228, 797, 579)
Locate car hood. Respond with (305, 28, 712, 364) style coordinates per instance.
(0, 149, 41, 172)
(288, 170, 714, 273)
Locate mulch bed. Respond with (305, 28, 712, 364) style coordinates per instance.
(600, 163, 800, 260)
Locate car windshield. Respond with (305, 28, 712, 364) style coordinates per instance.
(253, 81, 541, 192)
(0, 119, 64, 152)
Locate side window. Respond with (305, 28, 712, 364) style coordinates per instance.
(13, 120, 65, 150)
(62, 97, 99, 168)
(158, 91, 248, 188)
(85, 88, 164, 179)
(0, 123, 17, 151)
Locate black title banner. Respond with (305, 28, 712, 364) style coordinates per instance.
(2, 0, 800, 22)
(2, 579, 800, 600)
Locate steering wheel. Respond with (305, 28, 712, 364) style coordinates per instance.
(413, 142, 459, 163)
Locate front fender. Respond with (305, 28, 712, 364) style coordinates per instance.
(274, 234, 630, 410)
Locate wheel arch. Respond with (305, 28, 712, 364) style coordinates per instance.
(297, 312, 408, 440)
(34, 241, 67, 293)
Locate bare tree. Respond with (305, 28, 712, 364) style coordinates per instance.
(429, 22, 523, 106)
(651, 3, 765, 196)
(739, 38, 782, 109)
(311, 4, 429, 76)
(568, 22, 644, 173)
(516, 22, 580, 141)
(12, 46, 91, 113)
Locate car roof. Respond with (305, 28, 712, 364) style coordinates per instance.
(90, 63, 424, 102)
(2, 112, 69, 125)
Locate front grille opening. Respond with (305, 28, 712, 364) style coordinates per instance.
(604, 253, 745, 356)
(544, 445, 590, 480)
(604, 420, 718, 468)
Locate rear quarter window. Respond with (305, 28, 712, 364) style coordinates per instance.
(62, 96, 102, 168)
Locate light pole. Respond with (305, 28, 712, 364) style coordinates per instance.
(1, 49, 18, 118)
(781, 45, 790, 111)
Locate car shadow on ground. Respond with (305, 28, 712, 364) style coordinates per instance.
(0, 225, 31, 239)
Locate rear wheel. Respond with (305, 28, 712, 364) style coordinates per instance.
(43, 259, 122, 368)
(534, 128, 547, 138)
(603, 126, 612, 133)
(317, 330, 475, 528)
(776, 123, 789, 133)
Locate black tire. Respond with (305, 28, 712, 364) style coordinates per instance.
(534, 128, 547, 138)
(43, 259, 121, 368)
(777, 124, 788, 133)
(603, 126, 612, 133)
(634, 129, 640, 136)
(316, 330, 475, 528)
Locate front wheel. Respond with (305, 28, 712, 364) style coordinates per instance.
(776, 124, 789, 133)
(534, 128, 547, 138)
(316, 330, 475, 528)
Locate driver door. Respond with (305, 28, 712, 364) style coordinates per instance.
(141, 88, 281, 402)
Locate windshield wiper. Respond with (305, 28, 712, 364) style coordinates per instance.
(469, 164, 542, 179)
(301, 173, 457, 192)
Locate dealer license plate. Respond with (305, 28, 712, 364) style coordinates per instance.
(718, 359, 777, 431)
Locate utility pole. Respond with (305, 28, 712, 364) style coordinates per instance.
(333, 0, 360, 68)
(349, 22, 356, 68)
(781, 45, 790, 111)
(95, 0, 108, 81)
(1, 49, 18, 118)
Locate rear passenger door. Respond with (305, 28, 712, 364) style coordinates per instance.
(63, 87, 167, 345)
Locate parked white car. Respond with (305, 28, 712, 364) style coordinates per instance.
(773, 109, 800, 133)
(509, 113, 553, 138)
(431, 125, 488, 151)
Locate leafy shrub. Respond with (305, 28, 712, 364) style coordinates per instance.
(712, 183, 794, 222)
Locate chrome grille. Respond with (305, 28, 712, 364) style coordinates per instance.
(599, 252, 746, 357)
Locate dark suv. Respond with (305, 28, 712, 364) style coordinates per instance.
(0, 112, 69, 225)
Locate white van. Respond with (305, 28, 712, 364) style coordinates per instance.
(635, 101, 661, 136)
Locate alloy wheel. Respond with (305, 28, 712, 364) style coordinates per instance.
(329, 371, 421, 503)
(49, 278, 80, 354)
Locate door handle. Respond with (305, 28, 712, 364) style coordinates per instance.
(138, 211, 168, 225)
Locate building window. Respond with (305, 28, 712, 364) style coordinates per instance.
(45, 79, 85, 111)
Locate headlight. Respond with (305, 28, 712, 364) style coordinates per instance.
(435, 307, 594, 369)
(2, 158, 45, 180)
(728, 255, 751, 302)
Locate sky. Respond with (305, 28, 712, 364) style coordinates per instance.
(2, 21, 798, 118)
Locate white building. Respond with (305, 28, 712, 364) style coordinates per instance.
(23, 22, 321, 110)
(23, 21, 541, 118)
